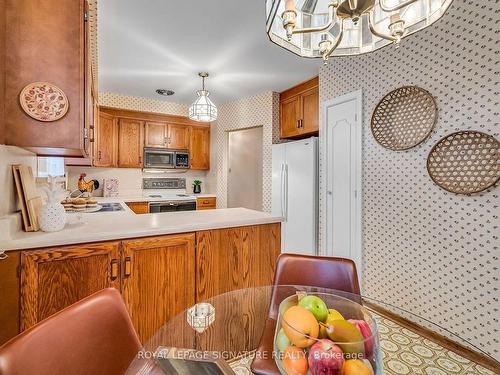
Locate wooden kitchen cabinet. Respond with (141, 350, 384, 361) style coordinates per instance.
(121, 234, 196, 342)
(168, 124, 190, 149)
(195, 223, 281, 301)
(145, 121, 168, 148)
(126, 201, 150, 214)
(117, 118, 144, 168)
(3, 0, 89, 156)
(196, 197, 216, 210)
(190, 126, 211, 170)
(93, 111, 117, 167)
(280, 76, 319, 139)
(0, 251, 21, 345)
(20, 242, 121, 331)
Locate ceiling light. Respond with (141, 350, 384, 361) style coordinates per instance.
(189, 73, 218, 123)
(266, 0, 453, 62)
(156, 89, 175, 96)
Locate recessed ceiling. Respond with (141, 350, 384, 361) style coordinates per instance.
(98, 0, 321, 105)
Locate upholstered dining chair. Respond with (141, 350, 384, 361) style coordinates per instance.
(0, 288, 141, 375)
(251, 253, 361, 375)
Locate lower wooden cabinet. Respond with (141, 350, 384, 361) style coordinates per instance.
(20, 242, 121, 331)
(126, 201, 150, 214)
(12, 224, 281, 345)
(195, 223, 281, 300)
(121, 234, 195, 342)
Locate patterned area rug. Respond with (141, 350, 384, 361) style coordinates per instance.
(229, 313, 495, 375)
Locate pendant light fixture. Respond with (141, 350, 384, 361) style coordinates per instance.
(266, 0, 453, 63)
(189, 72, 218, 122)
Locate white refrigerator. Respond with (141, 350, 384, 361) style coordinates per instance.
(272, 137, 318, 255)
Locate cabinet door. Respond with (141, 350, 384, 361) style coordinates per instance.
(125, 201, 150, 214)
(190, 127, 210, 170)
(121, 234, 196, 343)
(300, 87, 319, 134)
(168, 124, 190, 149)
(280, 96, 301, 138)
(145, 121, 168, 148)
(20, 242, 121, 331)
(94, 111, 117, 167)
(0, 251, 21, 345)
(196, 223, 281, 301)
(117, 118, 144, 168)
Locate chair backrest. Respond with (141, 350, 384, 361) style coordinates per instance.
(0, 288, 141, 375)
(269, 253, 361, 318)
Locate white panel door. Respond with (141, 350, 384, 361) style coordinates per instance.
(323, 91, 362, 277)
(284, 139, 317, 255)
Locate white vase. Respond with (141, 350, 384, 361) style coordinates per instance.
(39, 201, 67, 232)
(39, 176, 67, 232)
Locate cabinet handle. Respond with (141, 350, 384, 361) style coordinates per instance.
(0, 251, 7, 260)
(98, 151, 102, 160)
(164, 137, 168, 145)
(124, 256, 131, 277)
(110, 259, 119, 280)
(296, 120, 300, 128)
(299, 119, 304, 128)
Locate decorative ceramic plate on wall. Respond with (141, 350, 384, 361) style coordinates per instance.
(427, 131, 500, 194)
(19, 82, 69, 122)
(371, 86, 437, 151)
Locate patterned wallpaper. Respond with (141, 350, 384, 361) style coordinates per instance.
(98, 92, 188, 116)
(215, 91, 280, 212)
(318, 0, 499, 359)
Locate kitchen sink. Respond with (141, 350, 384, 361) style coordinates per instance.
(97, 202, 124, 212)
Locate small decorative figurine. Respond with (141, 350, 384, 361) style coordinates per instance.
(78, 173, 100, 194)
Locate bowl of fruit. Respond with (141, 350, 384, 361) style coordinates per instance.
(274, 292, 382, 375)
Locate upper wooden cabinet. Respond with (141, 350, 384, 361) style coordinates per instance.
(145, 122, 190, 149)
(145, 121, 168, 148)
(93, 111, 117, 167)
(117, 119, 144, 168)
(190, 127, 211, 170)
(168, 124, 190, 149)
(97, 107, 211, 170)
(280, 76, 319, 139)
(3, 0, 91, 156)
(20, 242, 121, 331)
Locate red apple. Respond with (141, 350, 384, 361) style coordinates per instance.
(307, 339, 344, 375)
(348, 319, 374, 358)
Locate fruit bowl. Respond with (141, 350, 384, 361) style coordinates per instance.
(274, 292, 383, 375)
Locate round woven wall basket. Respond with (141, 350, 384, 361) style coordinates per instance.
(371, 86, 437, 151)
(427, 131, 500, 194)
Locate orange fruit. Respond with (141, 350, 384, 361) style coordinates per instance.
(282, 305, 319, 348)
(342, 359, 374, 375)
(282, 346, 308, 375)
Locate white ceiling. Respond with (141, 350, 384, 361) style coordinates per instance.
(98, 0, 321, 105)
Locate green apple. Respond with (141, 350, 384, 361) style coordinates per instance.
(298, 295, 328, 322)
(276, 328, 291, 352)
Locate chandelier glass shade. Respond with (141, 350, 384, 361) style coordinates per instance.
(266, 0, 453, 61)
(189, 73, 218, 122)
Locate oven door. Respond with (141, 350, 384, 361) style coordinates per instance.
(144, 149, 175, 169)
(149, 201, 197, 213)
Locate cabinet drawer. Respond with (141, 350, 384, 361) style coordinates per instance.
(197, 197, 216, 210)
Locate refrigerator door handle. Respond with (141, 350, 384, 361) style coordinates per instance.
(284, 163, 289, 222)
(280, 164, 285, 218)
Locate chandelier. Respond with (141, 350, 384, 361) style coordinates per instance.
(266, 0, 453, 62)
(189, 72, 218, 122)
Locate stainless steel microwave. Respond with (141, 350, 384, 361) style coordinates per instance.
(143, 148, 190, 170)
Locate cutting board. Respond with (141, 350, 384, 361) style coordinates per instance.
(12, 165, 42, 231)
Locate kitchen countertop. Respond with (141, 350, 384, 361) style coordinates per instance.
(0, 203, 282, 251)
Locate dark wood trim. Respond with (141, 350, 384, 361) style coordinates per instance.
(363, 300, 500, 373)
(280, 76, 319, 100)
(99, 106, 210, 128)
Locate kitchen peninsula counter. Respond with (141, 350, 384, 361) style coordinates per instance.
(0, 207, 283, 251)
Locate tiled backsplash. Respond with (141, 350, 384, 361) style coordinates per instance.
(66, 167, 211, 197)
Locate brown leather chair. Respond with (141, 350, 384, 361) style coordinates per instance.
(251, 253, 361, 375)
(0, 288, 141, 375)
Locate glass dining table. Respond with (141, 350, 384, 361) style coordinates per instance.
(125, 286, 498, 375)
